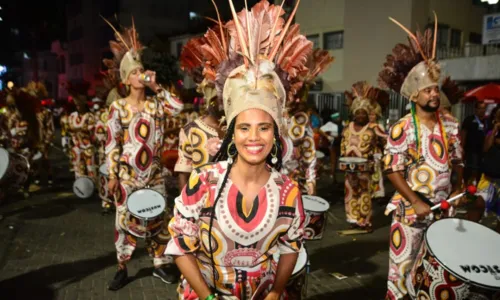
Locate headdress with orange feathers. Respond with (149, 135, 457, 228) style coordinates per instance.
(188, 0, 314, 132)
(345, 81, 389, 116)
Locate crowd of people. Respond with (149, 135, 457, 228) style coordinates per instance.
(1, 1, 500, 299)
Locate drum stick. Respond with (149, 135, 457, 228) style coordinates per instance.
(430, 192, 466, 211)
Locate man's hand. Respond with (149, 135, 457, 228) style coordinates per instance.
(142, 70, 161, 92)
(413, 198, 432, 218)
(264, 291, 280, 300)
(449, 189, 466, 207)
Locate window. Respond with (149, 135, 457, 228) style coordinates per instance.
(69, 27, 83, 42)
(450, 29, 462, 48)
(307, 34, 320, 49)
(323, 31, 343, 50)
(469, 32, 482, 44)
(435, 24, 449, 47)
(70, 53, 84, 66)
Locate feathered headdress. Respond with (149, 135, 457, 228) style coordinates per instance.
(101, 16, 144, 83)
(440, 76, 463, 109)
(345, 81, 389, 116)
(22, 81, 48, 100)
(193, 0, 313, 132)
(289, 48, 334, 104)
(378, 13, 441, 99)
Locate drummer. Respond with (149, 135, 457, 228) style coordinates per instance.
(103, 19, 182, 290)
(166, 2, 306, 298)
(340, 81, 387, 233)
(379, 17, 466, 299)
(175, 39, 224, 190)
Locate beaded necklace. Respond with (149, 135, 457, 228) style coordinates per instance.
(410, 102, 448, 164)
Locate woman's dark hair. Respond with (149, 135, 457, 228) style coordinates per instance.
(488, 105, 500, 130)
(207, 116, 283, 293)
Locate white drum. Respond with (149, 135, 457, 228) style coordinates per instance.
(32, 151, 42, 161)
(407, 218, 500, 299)
(73, 177, 95, 199)
(302, 195, 330, 240)
(273, 247, 308, 299)
(126, 189, 166, 238)
(0, 147, 29, 188)
(338, 157, 369, 173)
(315, 151, 325, 159)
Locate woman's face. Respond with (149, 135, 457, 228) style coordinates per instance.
(369, 112, 377, 123)
(126, 67, 145, 89)
(234, 109, 275, 167)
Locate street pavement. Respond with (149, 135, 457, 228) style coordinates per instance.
(4, 136, 495, 300)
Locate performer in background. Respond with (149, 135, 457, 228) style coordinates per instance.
(340, 81, 387, 233)
(102, 18, 183, 290)
(166, 0, 308, 298)
(175, 34, 226, 190)
(282, 48, 334, 195)
(378, 16, 469, 299)
(67, 85, 97, 183)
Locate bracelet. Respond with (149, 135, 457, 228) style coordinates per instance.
(205, 294, 217, 300)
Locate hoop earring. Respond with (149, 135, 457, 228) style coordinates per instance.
(227, 141, 237, 164)
(271, 139, 278, 165)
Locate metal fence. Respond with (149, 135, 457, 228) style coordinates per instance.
(437, 43, 500, 60)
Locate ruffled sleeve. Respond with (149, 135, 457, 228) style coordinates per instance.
(157, 89, 183, 117)
(446, 119, 464, 166)
(278, 184, 305, 254)
(166, 168, 209, 255)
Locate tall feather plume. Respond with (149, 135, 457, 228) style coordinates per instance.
(441, 76, 463, 105)
(180, 36, 207, 83)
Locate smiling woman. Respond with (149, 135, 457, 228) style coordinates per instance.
(165, 0, 312, 299)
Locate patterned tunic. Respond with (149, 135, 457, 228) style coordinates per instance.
(167, 162, 305, 299)
(282, 112, 317, 194)
(6, 108, 32, 157)
(340, 122, 378, 227)
(94, 108, 109, 166)
(36, 108, 55, 157)
(68, 111, 96, 178)
(174, 118, 221, 174)
(383, 112, 463, 300)
(106, 91, 179, 266)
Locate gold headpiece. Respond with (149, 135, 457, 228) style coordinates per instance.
(102, 16, 144, 83)
(345, 81, 389, 116)
(378, 13, 441, 99)
(189, 0, 313, 132)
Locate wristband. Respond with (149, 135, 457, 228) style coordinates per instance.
(205, 294, 217, 300)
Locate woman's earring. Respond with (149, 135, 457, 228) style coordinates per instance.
(271, 140, 278, 165)
(227, 141, 237, 164)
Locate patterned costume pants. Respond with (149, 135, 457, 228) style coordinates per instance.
(114, 178, 173, 267)
(344, 172, 372, 227)
(71, 145, 96, 180)
(371, 157, 385, 199)
(386, 219, 425, 300)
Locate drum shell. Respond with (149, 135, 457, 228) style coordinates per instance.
(0, 150, 29, 188)
(407, 237, 499, 299)
(273, 247, 308, 300)
(125, 211, 165, 238)
(73, 177, 95, 199)
(304, 210, 327, 240)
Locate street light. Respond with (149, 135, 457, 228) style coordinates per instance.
(482, 0, 499, 4)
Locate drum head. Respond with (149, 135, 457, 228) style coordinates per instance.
(425, 218, 500, 290)
(73, 177, 95, 199)
(339, 157, 367, 163)
(99, 164, 108, 175)
(0, 148, 8, 179)
(273, 247, 308, 275)
(315, 151, 325, 158)
(303, 195, 330, 213)
(32, 152, 42, 161)
(127, 189, 166, 219)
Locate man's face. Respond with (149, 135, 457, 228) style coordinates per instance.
(354, 109, 368, 125)
(475, 103, 486, 119)
(415, 86, 440, 112)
